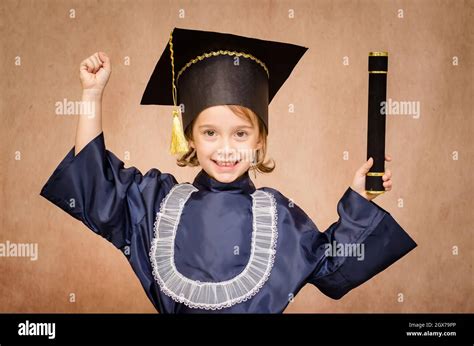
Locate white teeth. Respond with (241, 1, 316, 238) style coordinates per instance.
(215, 160, 238, 167)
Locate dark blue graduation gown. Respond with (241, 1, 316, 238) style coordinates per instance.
(40, 132, 417, 313)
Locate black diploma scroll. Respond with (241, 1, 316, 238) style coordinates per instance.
(366, 52, 388, 195)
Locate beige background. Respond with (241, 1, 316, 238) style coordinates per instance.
(0, 0, 472, 313)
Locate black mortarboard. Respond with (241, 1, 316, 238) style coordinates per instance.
(140, 27, 308, 154)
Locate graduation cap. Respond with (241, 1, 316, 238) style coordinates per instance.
(140, 27, 308, 155)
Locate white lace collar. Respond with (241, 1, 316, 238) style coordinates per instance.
(149, 183, 278, 310)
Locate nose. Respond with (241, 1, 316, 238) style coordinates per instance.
(216, 137, 238, 161)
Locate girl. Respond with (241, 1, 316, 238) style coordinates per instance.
(40, 28, 417, 313)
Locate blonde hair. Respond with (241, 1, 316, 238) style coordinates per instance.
(176, 105, 275, 174)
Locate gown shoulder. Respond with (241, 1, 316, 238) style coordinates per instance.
(40, 132, 178, 250)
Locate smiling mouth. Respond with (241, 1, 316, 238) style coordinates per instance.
(212, 159, 241, 168)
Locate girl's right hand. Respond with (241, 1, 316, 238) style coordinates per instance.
(79, 52, 111, 93)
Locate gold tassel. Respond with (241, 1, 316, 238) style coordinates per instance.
(170, 108, 189, 155)
(168, 30, 188, 156)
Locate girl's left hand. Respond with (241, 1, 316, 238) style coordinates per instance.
(350, 155, 393, 201)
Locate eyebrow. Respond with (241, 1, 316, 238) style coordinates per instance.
(198, 124, 254, 130)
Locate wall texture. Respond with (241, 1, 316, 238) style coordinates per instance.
(0, 0, 472, 313)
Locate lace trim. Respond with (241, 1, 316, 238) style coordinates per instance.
(149, 183, 278, 310)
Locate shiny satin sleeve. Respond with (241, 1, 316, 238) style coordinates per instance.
(39, 132, 177, 250)
(306, 187, 417, 299)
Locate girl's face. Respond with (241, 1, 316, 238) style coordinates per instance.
(189, 105, 263, 183)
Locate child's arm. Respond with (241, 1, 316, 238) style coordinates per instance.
(40, 51, 177, 251)
(75, 52, 111, 155)
(304, 186, 417, 300)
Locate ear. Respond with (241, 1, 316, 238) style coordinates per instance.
(188, 139, 195, 149)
